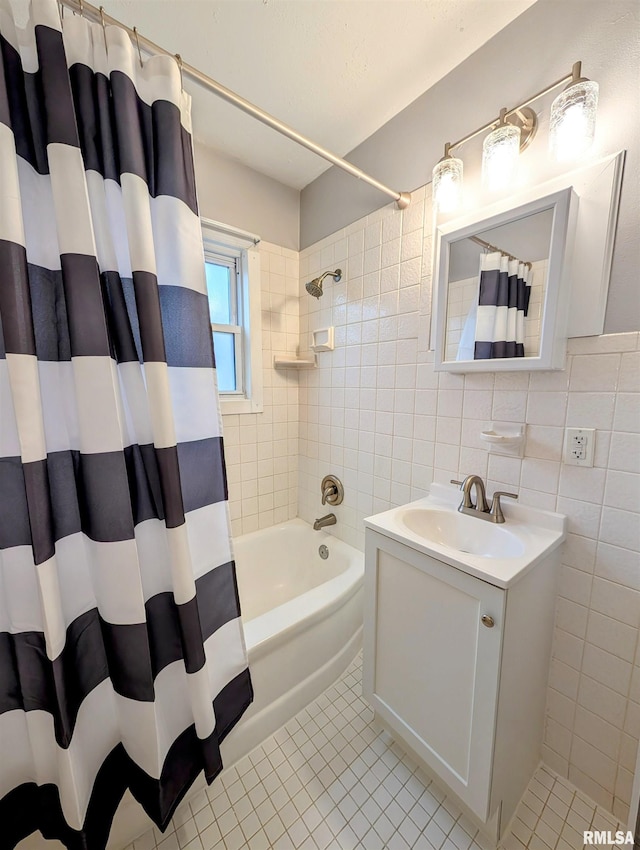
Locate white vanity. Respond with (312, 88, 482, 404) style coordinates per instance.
(363, 483, 566, 845)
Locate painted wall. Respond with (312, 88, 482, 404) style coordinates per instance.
(299, 0, 640, 334)
(190, 142, 301, 532)
(194, 141, 300, 250)
(297, 186, 639, 820)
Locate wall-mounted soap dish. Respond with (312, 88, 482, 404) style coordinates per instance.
(480, 422, 526, 456)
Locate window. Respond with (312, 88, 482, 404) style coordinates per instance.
(201, 218, 263, 414)
(205, 253, 242, 394)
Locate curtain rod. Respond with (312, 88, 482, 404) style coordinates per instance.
(58, 0, 411, 210)
(469, 235, 532, 269)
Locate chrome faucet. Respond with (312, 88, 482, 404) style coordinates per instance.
(451, 475, 518, 524)
(313, 513, 336, 531)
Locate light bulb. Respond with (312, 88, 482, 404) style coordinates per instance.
(482, 120, 520, 192)
(432, 155, 463, 213)
(549, 79, 598, 162)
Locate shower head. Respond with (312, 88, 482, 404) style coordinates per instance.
(305, 279, 324, 298)
(305, 268, 342, 299)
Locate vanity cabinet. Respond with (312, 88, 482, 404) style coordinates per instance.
(363, 528, 560, 842)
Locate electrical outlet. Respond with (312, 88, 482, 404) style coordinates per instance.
(564, 427, 596, 466)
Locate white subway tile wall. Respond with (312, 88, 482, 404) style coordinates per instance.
(296, 186, 640, 820)
(222, 242, 300, 536)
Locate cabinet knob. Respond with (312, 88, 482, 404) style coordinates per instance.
(481, 614, 495, 628)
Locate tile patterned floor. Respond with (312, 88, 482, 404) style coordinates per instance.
(123, 654, 626, 850)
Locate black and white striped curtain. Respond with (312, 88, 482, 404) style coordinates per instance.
(0, 1, 252, 846)
(474, 251, 531, 359)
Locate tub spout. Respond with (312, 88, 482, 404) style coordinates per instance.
(313, 513, 336, 531)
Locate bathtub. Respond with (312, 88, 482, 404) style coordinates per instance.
(224, 518, 364, 763)
(101, 518, 364, 849)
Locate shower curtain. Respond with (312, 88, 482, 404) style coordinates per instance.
(0, 1, 252, 846)
(474, 251, 531, 358)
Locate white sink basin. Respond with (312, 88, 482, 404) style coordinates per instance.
(400, 508, 525, 559)
(364, 483, 566, 588)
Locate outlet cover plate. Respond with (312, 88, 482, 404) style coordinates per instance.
(564, 427, 596, 467)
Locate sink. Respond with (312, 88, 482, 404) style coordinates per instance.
(364, 483, 566, 588)
(400, 508, 525, 559)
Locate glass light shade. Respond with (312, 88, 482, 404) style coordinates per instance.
(432, 155, 463, 213)
(549, 79, 599, 162)
(482, 122, 520, 191)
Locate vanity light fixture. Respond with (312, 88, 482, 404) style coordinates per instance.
(482, 108, 522, 191)
(432, 144, 464, 212)
(431, 61, 598, 212)
(549, 61, 599, 162)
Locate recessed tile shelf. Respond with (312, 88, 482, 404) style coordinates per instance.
(273, 355, 317, 369)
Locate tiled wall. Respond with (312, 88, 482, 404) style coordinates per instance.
(295, 187, 640, 821)
(444, 274, 477, 361)
(223, 241, 300, 537)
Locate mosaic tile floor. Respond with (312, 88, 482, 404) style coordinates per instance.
(121, 654, 627, 850)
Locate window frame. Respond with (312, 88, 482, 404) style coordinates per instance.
(206, 251, 244, 396)
(201, 217, 263, 414)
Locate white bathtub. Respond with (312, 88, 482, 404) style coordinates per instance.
(224, 518, 364, 763)
(102, 518, 364, 849)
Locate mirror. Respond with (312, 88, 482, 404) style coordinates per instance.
(433, 188, 577, 372)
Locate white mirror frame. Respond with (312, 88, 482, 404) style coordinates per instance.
(432, 187, 578, 372)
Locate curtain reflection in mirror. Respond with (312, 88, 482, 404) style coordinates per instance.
(472, 252, 531, 359)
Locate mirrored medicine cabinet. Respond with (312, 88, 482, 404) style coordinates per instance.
(431, 151, 625, 373)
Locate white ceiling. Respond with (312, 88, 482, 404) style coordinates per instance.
(100, 0, 537, 190)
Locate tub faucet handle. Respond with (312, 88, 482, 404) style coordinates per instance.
(321, 475, 344, 506)
(322, 485, 336, 504)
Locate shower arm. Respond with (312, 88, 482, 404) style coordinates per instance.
(58, 0, 412, 211)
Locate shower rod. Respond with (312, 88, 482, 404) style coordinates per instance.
(58, 0, 412, 210)
(469, 235, 532, 269)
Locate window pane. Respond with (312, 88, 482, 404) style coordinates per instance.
(213, 331, 237, 392)
(205, 262, 232, 324)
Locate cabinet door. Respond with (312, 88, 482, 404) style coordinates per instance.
(363, 531, 505, 821)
